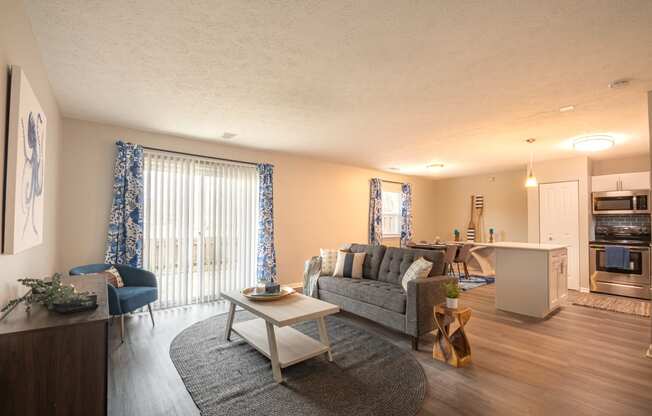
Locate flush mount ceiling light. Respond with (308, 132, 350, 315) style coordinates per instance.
(388, 167, 401, 171)
(525, 138, 538, 188)
(572, 135, 615, 152)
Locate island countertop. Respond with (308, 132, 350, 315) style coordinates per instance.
(474, 241, 568, 251)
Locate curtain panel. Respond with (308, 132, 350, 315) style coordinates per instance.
(369, 178, 383, 245)
(400, 183, 413, 247)
(105, 141, 145, 267)
(256, 163, 277, 282)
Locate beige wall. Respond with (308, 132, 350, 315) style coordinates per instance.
(430, 169, 528, 243)
(527, 156, 591, 290)
(59, 118, 439, 284)
(0, 0, 62, 309)
(591, 154, 649, 175)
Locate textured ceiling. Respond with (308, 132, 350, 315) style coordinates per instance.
(25, 0, 652, 177)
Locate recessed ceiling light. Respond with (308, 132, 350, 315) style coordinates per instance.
(559, 105, 575, 112)
(426, 163, 445, 169)
(388, 167, 401, 171)
(572, 135, 615, 152)
(221, 132, 237, 139)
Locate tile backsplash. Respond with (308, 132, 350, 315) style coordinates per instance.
(595, 215, 651, 227)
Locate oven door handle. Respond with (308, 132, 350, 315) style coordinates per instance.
(590, 246, 649, 254)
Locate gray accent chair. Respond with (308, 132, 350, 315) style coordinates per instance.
(309, 243, 454, 350)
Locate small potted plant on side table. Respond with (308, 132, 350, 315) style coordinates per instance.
(444, 281, 460, 309)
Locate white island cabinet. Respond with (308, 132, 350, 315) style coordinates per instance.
(475, 242, 568, 318)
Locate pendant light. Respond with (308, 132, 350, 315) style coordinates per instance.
(525, 138, 538, 188)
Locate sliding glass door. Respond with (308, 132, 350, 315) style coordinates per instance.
(143, 151, 258, 309)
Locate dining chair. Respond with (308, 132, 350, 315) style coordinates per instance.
(453, 243, 474, 279)
(443, 245, 459, 277)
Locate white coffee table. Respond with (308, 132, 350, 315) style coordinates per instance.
(222, 290, 340, 383)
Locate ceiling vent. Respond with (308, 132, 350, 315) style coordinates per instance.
(608, 79, 630, 89)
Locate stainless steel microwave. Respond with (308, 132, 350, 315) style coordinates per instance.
(592, 190, 650, 215)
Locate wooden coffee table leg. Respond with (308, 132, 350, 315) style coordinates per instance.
(225, 302, 236, 341)
(317, 317, 333, 362)
(265, 321, 283, 383)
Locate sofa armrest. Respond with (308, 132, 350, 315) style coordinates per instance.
(406, 275, 455, 337)
(115, 265, 158, 287)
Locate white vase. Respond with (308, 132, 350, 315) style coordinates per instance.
(446, 297, 458, 309)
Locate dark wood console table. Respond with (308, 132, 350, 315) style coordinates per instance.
(0, 275, 109, 415)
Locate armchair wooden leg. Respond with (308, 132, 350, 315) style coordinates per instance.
(120, 314, 125, 343)
(411, 336, 419, 351)
(147, 304, 155, 327)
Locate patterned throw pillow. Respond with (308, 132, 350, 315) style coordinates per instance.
(104, 266, 125, 288)
(401, 257, 433, 291)
(333, 251, 366, 279)
(320, 249, 338, 276)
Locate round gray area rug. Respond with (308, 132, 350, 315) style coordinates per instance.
(169, 311, 426, 416)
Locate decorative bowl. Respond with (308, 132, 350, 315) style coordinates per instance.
(241, 286, 295, 301)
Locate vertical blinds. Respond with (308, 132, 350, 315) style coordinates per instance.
(143, 150, 259, 309)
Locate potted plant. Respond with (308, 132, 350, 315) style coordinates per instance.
(488, 227, 495, 243)
(1, 273, 95, 315)
(453, 228, 460, 242)
(444, 281, 460, 309)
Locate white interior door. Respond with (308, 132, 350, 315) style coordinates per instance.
(539, 181, 580, 290)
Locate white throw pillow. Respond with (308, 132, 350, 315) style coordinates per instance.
(320, 249, 338, 275)
(333, 251, 366, 279)
(401, 257, 433, 291)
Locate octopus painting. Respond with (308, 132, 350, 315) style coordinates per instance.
(4, 66, 47, 254)
(20, 111, 45, 237)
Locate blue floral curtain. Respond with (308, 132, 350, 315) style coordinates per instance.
(400, 183, 413, 247)
(256, 164, 277, 282)
(105, 141, 144, 267)
(369, 178, 383, 245)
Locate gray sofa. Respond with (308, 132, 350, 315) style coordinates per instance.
(307, 243, 454, 350)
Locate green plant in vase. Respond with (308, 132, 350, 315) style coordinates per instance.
(444, 281, 460, 309)
(488, 227, 495, 243)
(453, 228, 460, 242)
(1, 273, 91, 313)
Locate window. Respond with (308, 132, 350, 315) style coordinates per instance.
(143, 151, 259, 309)
(382, 191, 402, 237)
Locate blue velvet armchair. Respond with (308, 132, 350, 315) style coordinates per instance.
(69, 264, 158, 341)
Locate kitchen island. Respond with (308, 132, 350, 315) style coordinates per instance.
(475, 242, 568, 318)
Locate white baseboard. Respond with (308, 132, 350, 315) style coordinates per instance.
(579, 287, 590, 293)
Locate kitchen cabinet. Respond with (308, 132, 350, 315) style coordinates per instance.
(592, 171, 650, 192)
(549, 249, 568, 310)
(487, 243, 568, 318)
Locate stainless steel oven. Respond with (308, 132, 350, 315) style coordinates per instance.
(590, 225, 651, 299)
(592, 190, 650, 215)
(589, 244, 651, 299)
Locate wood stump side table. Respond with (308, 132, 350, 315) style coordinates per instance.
(432, 304, 472, 367)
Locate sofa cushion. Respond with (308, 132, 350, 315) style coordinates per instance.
(349, 244, 387, 280)
(378, 247, 445, 285)
(318, 276, 406, 314)
(116, 286, 158, 313)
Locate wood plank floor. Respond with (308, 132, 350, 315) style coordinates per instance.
(108, 285, 652, 416)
